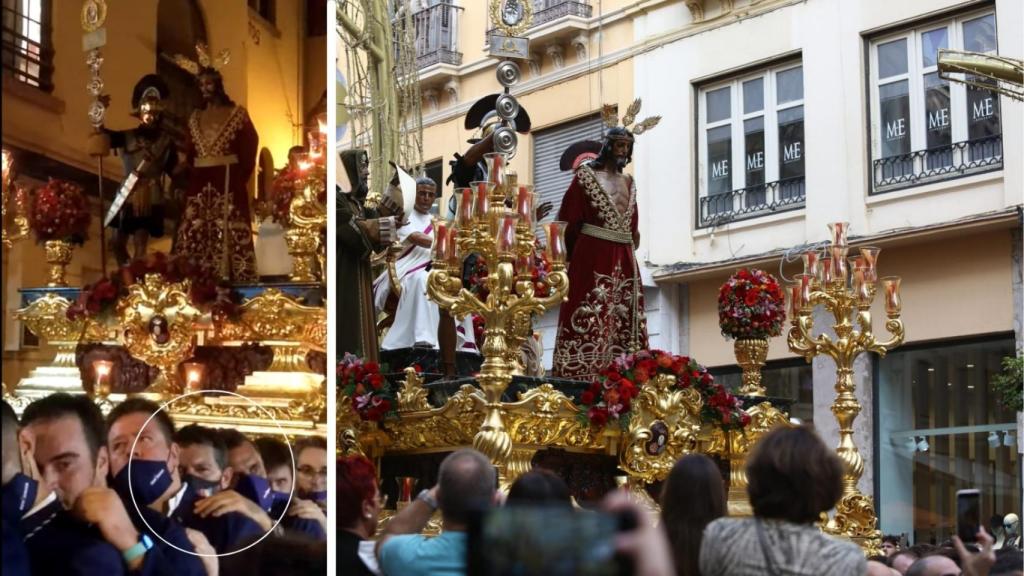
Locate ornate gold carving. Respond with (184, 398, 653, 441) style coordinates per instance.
(117, 274, 199, 399)
(44, 240, 74, 287)
(286, 164, 326, 283)
(490, 0, 533, 37)
(81, 0, 107, 32)
(734, 338, 768, 396)
(384, 384, 485, 452)
(285, 228, 319, 283)
(825, 493, 884, 556)
(505, 384, 602, 449)
(397, 367, 431, 413)
(13, 294, 88, 397)
(619, 374, 702, 484)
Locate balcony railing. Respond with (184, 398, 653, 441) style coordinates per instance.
(410, 1, 462, 69)
(1, 5, 53, 91)
(533, 0, 592, 26)
(872, 135, 1003, 194)
(698, 177, 806, 229)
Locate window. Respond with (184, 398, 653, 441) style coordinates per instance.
(248, 0, 275, 25)
(1, 0, 53, 91)
(877, 336, 1019, 545)
(870, 11, 1002, 193)
(697, 62, 805, 228)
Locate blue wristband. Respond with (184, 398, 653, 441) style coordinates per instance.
(122, 533, 153, 564)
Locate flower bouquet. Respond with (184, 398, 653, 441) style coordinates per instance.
(270, 167, 300, 225)
(718, 268, 786, 340)
(579, 349, 751, 432)
(29, 179, 91, 244)
(338, 353, 395, 421)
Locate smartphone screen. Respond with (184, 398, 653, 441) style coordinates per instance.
(956, 489, 980, 543)
(467, 506, 622, 576)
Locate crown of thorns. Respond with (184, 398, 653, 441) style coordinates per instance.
(601, 99, 661, 138)
(171, 42, 231, 77)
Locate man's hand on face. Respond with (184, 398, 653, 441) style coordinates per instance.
(287, 498, 327, 529)
(72, 487, 143, 563)
(185, 528, 219, 576)
(192, 489, 273, 532)
(18, 433, 52, 509)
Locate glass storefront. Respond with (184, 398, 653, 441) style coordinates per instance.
(877, 336, 1020, 545)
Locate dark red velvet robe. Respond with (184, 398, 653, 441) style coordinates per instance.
(552, 164, 648, 380)
(174, 105, 258, 282)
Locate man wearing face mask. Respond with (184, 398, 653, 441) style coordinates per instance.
(254, 436, 326, 541)
(19, 393, 204, 575)
(107, 400, 266, 556)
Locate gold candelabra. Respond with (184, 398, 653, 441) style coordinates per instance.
(787, 222, 904, 554)
(426, 152, 569, 478)
(286, 120, 328, 283)
(2, 149, 30, 249)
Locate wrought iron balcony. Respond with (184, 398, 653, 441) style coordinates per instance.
(697, 177, 806, 229)
(411, 1, 463, 69)
(872, 135, 1003, 194)
(533, 0, 593, 26)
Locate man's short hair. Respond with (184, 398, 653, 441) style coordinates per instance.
(22, 394, 106, 461)
(294, 436, 327, 460)
(437, 449, 495, 524)
(219, 429, 251, 451)
(254, 437, 291, 472)
(106, 397, 176, 446)
(175, 424, 228, 471)
(992, 548, 1023, 576)
(882, 534, 900, 546)
(415, 176, 436, 189)
(746, 425, 844, 524)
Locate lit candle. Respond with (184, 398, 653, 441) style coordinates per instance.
(455, 188, 473, 227)
(93, 359, 113, 385)
(183, 362, 204, 392)
(445, 227, 460, 266)
(819, 257, 834, 285)
(432, 222, 449, 263)
(545, 221, 567, 265)
(484, 152, 506, 187)
(882, 276, 902, 315)
(396, 477, 417, 508)
(516, 185, 535, 226)
(1, 149, 10, 188)
(495, 215, 518, 256)
(828, 221, 849, 247)
(802, 250, 820, 279)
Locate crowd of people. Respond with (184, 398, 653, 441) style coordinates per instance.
(2, 394, 327, 575)
(340, 426, 1024, 576)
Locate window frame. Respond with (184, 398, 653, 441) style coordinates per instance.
(696, 59, 805, 229)
(1, 0, 54, 92)
(867, 7, 1002, 195)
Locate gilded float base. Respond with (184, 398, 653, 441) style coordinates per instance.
(234, 371, 326, 400)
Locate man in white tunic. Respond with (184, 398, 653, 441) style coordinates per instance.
(373, 178, 477, 353)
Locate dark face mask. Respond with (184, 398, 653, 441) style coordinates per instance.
(111, 459, 172, 506)
(184, 475, 221, 498)
(300, 489, 327, 505)
(2, 473, 39, 517)
(234, 473, 273, 512)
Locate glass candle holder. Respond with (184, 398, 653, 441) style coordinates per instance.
(432, 222, 449, 263)
(93, 359, 113, 395)
(830, 245, 848, 283)
(882, 276, 902, 315)
(828, 221, 850, 247)
(484, 152, 506, 187)
(471, 181, 491, 221)
(515, 185, 535, 227)
(852, 268, 871, 306)
(795, 274, 814, 309)
(515, 252, 535, 277)
(183, 362, 204, 393)
(444, 227, 460, 266)
(455, 188, 473, 227)
(802, 250, 821, 280)
(495, 215, 519, 257)
(860, 246, 880, 282)
(544, 221, 567, 265)
(788, 284, 804, 317)
(819, 257, 834, 285)
(396, 476, 417, 508)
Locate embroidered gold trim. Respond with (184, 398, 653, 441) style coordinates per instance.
(576, 165, 635, 233)
(194, 155, 238, 168)
(581, 223, 632, 244)
(189, 106, 247, 159)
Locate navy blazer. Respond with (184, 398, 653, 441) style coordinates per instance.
(21, 498, 127, 576)
(170, 484, 264, 554)
(270, 499, 326, 541)
(2, 514, 30, 576)
(125, 500, 206, 576)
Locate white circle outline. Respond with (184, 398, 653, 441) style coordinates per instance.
(125, 390, 297, 558)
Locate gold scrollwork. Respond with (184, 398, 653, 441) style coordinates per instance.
(504, 384, 602, 449)
(397, 367, 431, 413)
(117, 274, 199, 398)
(214, 288, 324, 344)
(384, 384, 485, 452)
(619, 374, 703, 484)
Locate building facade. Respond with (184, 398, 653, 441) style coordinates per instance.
(2, 0, 327, 385)
(413, 0, 1022, 544)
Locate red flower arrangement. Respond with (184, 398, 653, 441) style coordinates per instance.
(67, 253, 242, 321)
(579, 349, 751, 432)
(718, 268, 786, 340)
(270, 167, 300, 224)
(30, 179, 91, 245)
(338, 353, 396, 421)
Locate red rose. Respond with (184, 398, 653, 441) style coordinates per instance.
(580, 390, 595, 405)
(588, 407, 609, 428)
(633, 367, 649, 383)
(365, 361, 380, 373)
(369, 373, 383, 389)
(657, 355, 673, 369)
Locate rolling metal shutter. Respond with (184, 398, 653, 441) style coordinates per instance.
(531, 114, 604, 226)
